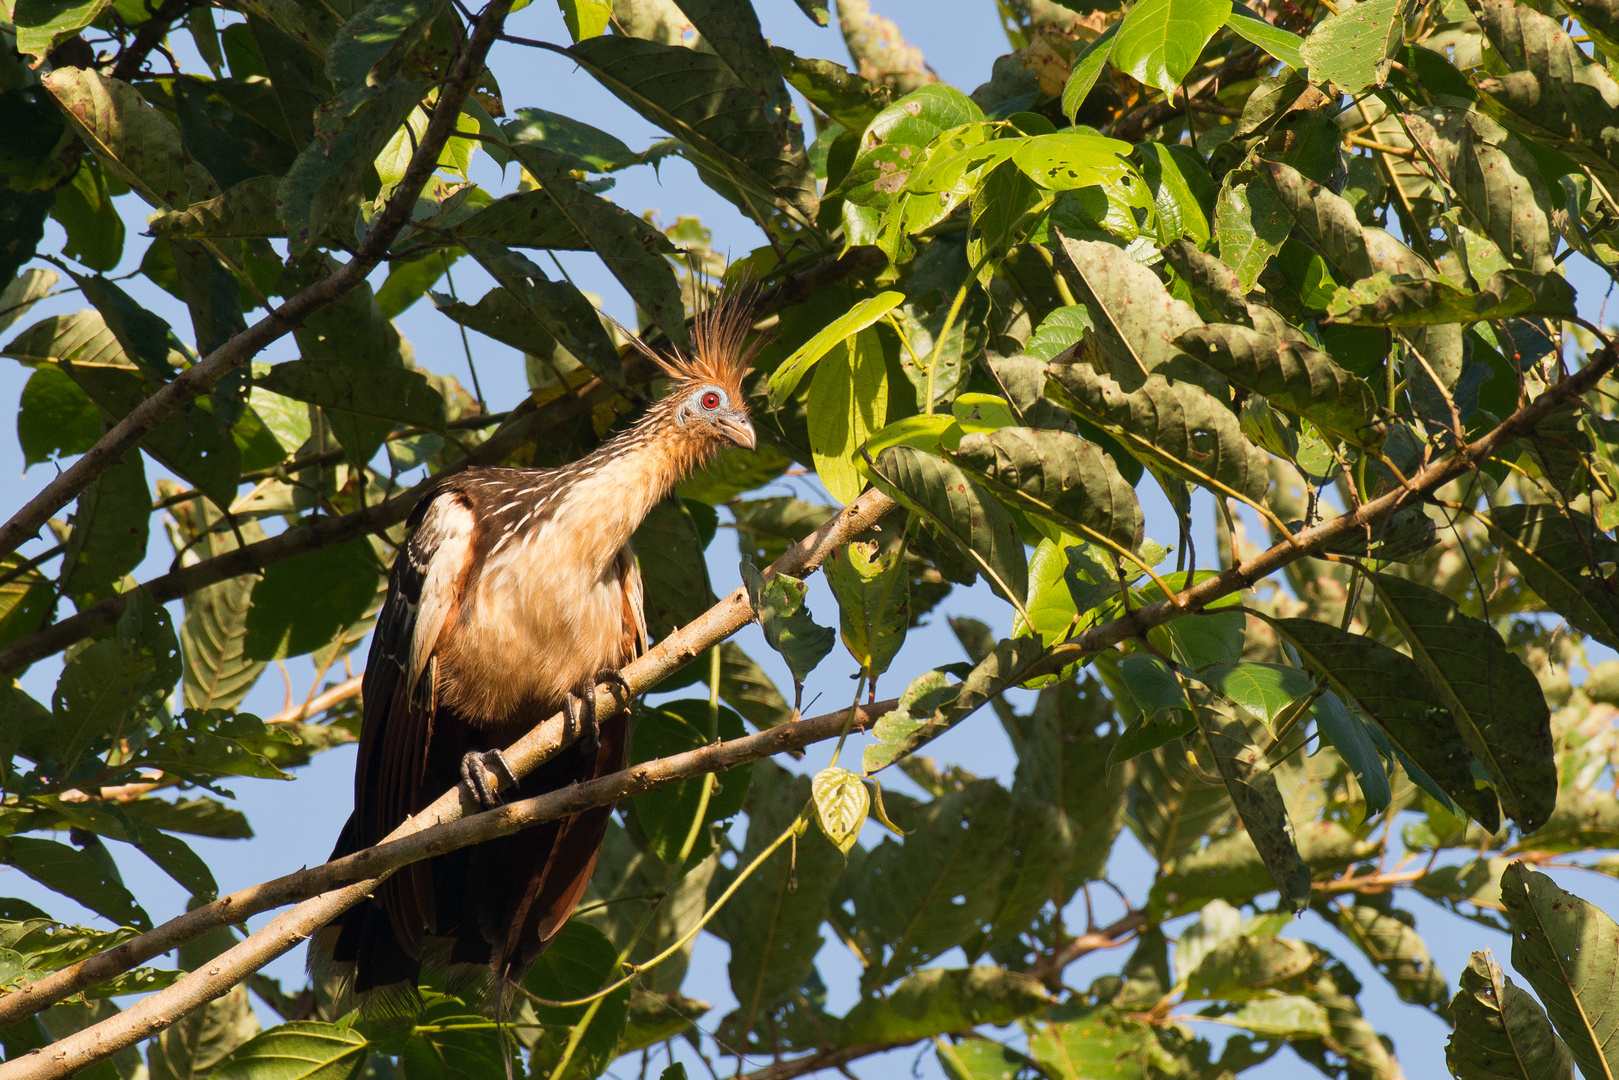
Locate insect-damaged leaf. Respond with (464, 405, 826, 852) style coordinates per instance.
(950, 427, 1144, 555)
(42, 68, 220, 211)
(1053, 235, 1205, 386)
(1044, 357, 1271, 507)
(825, 539, 909, 681)
(1447, 950, 1574, 1080)
(1175, 323, 1380, 445)
(1501, 863, 1619, 1080)
(1299, 0, 1411, 91)
(1488, 504, 1619, 652)
(1188, 687, 1310, 911)
(1374, 574, 1555, 834)
(1267, 615, 1501, 833)
(811, 766, 869, 854)
(867, 445, 1027, 608)
(1325, 269, 1576, 326)
(741, 563, 835, 699)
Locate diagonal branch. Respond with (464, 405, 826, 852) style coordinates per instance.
(0, 487, 899, 1037)
(0, 0, 514, 566)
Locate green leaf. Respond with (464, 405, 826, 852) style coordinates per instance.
(699, 642, 792, 732)
(634, 500, 717, 679)
(768, 291, 904, 405)
(840, 968, 1050, 1046)
(1227, 4, 1304, 69)
(1111, 0, 1232, 92)
(868, 446, 1028, 608)
(807, 326, 888, 505)
(1055, 235, 1205, 385)
(120, 796, 252, 840)
(1190, 687, 1310, 911)
(210, 1021, 368, 1080)
(852, 780, 1014, 989)
(278, 77, 421, 250)
(501, 107, 637, 172)
(628, 700, 745, 865)
(826, 539, 909, 681)
(147, 177, 285, 239)
(1374, 573, 1555, 834)
(1311, 690, 1391, 816)
(1046, 355, 1271, 507)
(1266, 615, 1501, 833)
(1127, 742, 1236, 866)
(1487, 504, 1619, 652)
(1060, 23, 1119, 121)
(937, 1037, 1039, 1080)
(1214, 179, 1291, 293)
(12, 0, 112, 57)
(42, 68, 220, 210)
(1149, 819, 1373, 915)
(811, 766, 869, 854)
(51, 160, 124, 273)
(557, 0, 611, 40)
(1184, 928, 1315, 999)
(741, 563, 835, 695)
(1447, 950, 1574, 1080)
(1330, 903, 1450, 1019)
(1175, 323, 1379, 444)
(524, 921, 622, 1025)
(173, 498, 268, 713)
(243, 538, 382, 661)
(773, 48, 889, 133)
(496, 152, 688, 348)
(1024, 1005, 1154, 1080)
(713, 763, 843, 1026)
(951, 427, 1144, 556)
(568, 33, 816, 225)
(0, 270, 61, 336)
(1403, 107, 1557, 274)
(1223, 996, 1332, 1038)
(59, 449, 149, 600)
(1325, 268, 1576, 326)
(1298, 0, 1409, 91)
(257, 358, 445, 464)
(1501, 863, 1619, 1080)
(0, 836, 148, 929)
(395, 996, 506, 1080)
(0, 554, 53, 652)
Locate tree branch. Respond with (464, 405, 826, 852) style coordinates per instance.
(0, 0, 515, 566)
(108, 0, 192, 83)
(1022, 911, 1146, 984)
(0, 488, 899, 1044)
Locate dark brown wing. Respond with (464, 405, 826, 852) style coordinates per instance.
(318, 486, 476, 990)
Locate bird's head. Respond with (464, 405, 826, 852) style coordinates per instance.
(627, 284, 766, 459)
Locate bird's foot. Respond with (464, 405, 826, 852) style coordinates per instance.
(565, 687, 600, 758)
(593, 669, 634, 715)
(459, 749, 516, 809)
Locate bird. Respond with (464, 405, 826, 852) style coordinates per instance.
(309, 285, 764, 1005)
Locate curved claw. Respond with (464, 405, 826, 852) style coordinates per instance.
(593, 668, 634, 714)
(459, 749, 515, 809)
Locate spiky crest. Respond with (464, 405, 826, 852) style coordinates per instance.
(609, 281, 767, 395)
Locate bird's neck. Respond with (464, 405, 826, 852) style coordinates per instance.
(563, 415, 709, 553)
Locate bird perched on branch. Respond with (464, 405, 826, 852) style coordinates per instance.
(310, 287, 763, 1003)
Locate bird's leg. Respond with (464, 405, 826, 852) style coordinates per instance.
(459, 749, 517, 809)
(566, 686, 599, 757)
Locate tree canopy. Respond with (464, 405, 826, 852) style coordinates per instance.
(2, 0, 1619, 1076)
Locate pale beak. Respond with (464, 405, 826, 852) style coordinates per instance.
(716, 414, 756, 451)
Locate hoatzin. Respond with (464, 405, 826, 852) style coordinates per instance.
(310, 288, 763, 1002)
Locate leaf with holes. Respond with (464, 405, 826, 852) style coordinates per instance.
(1299, 0, 1410, 91)
(1447, 950, 1574, 1080)
(1501, 863, 1619, 1080)
(741, 563, 835, 696)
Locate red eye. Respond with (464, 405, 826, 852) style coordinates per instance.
(701, 391, 720, 409)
